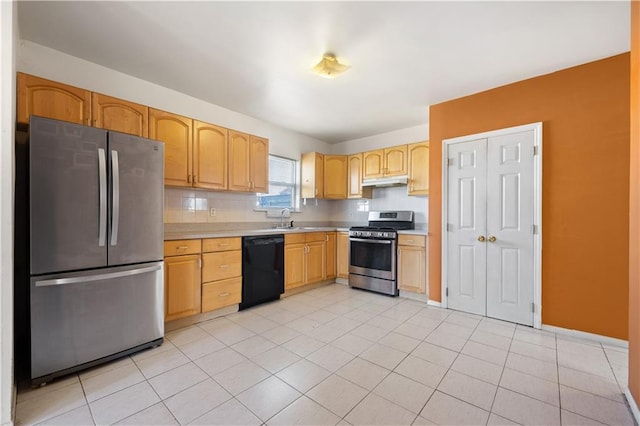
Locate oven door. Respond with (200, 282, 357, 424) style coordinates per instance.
(349, 237, 396, 280)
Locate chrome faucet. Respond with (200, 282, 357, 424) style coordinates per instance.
(280, 208, 290, 228)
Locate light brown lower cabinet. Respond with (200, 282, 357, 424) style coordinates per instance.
(397, 235, 426, 294)
(164, 239, 202, 321)
(337, 231, 350, 279)
(325, 232, 337, 279)
(202, 277, 242, 312)
(201, 237, 242, 313)
(285, 232, 335, 291)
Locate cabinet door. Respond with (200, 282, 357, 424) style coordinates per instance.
(347, 153, 366, 199)
(150, 109, 192, 187)
(92, 93, 148, 137)
(325, 232, 337, 279)
(194, 121, 228, 190)
(301, 152, 324, 199)
(202, 277, 242, 312)
(398, 245, 426, 294)
(250, 136, 269, 193)
(17, 73, 90, 125)
(324, 155, 348, 199)
(337, 232, 350, 279)
(202, 250, 242, 282)
(164, 254, 201, 321)
(285, 243, 306, 290)
(228, 130, 251, 192)
(408, 141, 430, 195)
(363, 150, 384, 179)
(306, 241, 325, 284)
(384, 145, 408, 176)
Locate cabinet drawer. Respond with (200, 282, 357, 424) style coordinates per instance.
(164, 239, 201, 256)
(398, 234, 426, 247)
(202, 250, 242, 282)
(202, 277, 242, 312)
(305, 232, 326, 242)
(285, 233, 306, 245)
(202, 237, 241, 253)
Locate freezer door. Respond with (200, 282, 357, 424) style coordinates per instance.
(108, 132, 164, 265)
(29, 116, 108, 275)
(30, 262, 164, 381)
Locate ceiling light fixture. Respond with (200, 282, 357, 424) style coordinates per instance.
(312, 53, 351, 79)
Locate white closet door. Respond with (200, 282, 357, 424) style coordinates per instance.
(486, 130, 535, 326)
(446, 138, 487, 316)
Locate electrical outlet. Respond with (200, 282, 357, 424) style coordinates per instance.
(209, 208, 216, 217)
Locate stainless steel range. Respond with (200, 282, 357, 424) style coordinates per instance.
(349, 211, 415, 296)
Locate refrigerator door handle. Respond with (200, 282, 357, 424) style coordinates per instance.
(110, 150, 120, 246)
(98, 148, 107, 247)
(35, 264, 162, 287)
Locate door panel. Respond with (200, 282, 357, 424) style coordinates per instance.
(447, 139, 487, 316)
(30, 262, 163, 380)
(29, 117, 107, 274)
(486, 131, 535, 326)
(108, 132, 164, 265)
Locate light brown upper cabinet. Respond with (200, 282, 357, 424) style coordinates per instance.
(348, 153, 372, 199)
(228, 130, 269, 192)
(363, 145, 408, 179)
(301, 152, 324, 199)
(17, 73, 91, 126)
(408, 141, 429, 196)
(324, 155, 348, 199)
(194, 121, 228, 190)
(250, 136, 269, 193)
(92, 93, 148, 137)
(149, 108, 193, 187)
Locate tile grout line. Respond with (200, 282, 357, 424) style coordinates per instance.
(484, 322, 517, 425)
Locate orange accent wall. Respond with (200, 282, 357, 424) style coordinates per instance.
(429, 54, 630, 339)
(629, 0, 640, 406)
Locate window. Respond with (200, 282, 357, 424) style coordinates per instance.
(257, 155, 298, 209)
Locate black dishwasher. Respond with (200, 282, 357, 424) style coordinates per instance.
(240, 235, 285, 310)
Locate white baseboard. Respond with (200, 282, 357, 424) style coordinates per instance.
(625, 388, 640, 425)
(399, 290, 429, 303)
(541, 324, 628, 348)
(335, 278, 348, 286)
(427, 300, 442, 308)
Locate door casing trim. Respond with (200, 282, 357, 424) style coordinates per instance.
(441, 122, 543, 328)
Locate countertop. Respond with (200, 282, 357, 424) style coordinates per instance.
(164, 226, 427, 240)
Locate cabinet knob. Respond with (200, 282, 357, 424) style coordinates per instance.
(219, 292, 230, 297)
(219, 264, 229, 269)
(477, 236, 486, 242)
(488, 236, 497, 243)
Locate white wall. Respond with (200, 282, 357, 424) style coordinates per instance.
(331, 124, 429, 155)
(329, 124, 430, 226)
(17, 41, 331, 159)
(0, 2, 16, 424)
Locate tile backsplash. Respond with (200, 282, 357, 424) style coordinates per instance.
(165, 186, 428, 228)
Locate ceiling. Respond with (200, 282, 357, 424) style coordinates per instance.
(17, 1, 630, 143)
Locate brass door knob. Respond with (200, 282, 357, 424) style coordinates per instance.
(477, 236, 486, 242)
(488, 236, 497, 242)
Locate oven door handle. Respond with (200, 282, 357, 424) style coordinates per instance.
(350, 238, 393, 244)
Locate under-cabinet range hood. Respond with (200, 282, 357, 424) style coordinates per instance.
(361, 176, 408, 187)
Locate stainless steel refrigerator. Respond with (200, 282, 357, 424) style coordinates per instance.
(27, 116, 164, 385)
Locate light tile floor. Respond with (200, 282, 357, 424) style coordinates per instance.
(16, 284, 636, 426)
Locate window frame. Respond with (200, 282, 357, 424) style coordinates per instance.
(255, 154, 300, 211)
